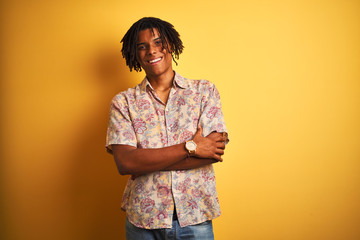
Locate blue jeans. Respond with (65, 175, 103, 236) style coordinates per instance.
(126, 218, 214, 240)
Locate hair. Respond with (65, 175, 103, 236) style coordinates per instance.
(121, 17, 184, 72)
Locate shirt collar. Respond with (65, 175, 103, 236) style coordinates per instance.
(139, 72, 189, 92)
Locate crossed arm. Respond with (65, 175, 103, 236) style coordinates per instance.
(111, 127, 227, 176)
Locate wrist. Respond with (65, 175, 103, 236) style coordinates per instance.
(185, 140, 197, 157)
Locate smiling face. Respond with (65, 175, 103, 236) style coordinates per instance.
(136, 28, 173, 80)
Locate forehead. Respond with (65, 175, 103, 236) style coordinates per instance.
(137, 28, 160, 42)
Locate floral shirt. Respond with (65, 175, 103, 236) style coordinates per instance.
(106, 72, 229, 229)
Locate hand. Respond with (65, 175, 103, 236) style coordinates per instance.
(207, 131, 228, 143)
(192, 127, 226, 162)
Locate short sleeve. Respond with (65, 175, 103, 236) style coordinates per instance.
(106, 95, 137, 154)
(199, 81, 229, 144)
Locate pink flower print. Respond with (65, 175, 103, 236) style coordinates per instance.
(192, 117, 199, 129)
(133, 118, 147, 134)
(169, 121, 178, 133)
(133, 197, 140, 204)
(176, 178, 191, 193)
(145, 113, 155, 122)
(215, 123, 224, 132)
(206, 106, 220, 119)
(177, 97, 185, 106)
(119, 105, 129, 116)
(204, 197, 213, 207)
(191, 189, 203, 198)
(160, 132, 167, 145)
(180, 130, 193, 142)
(184, 177, 191, 185)
(187, 198, 198, 210)
(201, 169, 214, 182)
(157, 184, 170, 198)
(122, 130, 135, 141)
(160, 198, 172, 206)
(172, 134, 179, 142)
(127, 94, 135, 101)
(135, 183, 144, 194)
(200, 209, 209, 217)
(156, 211, 168, 220)
(140, 198, 155, 213)
(156, 108, 164, 116)
(136, 99, 150, 110)
(152, 172, 161, 182)
(194, 96, 199, 103)
(114, 120, 122, 132)
(176, 182, 187, 194)
(183, 89, 193, 95)
(140, 140, 149, 148)
(145, 218, 154, 228)
(191, 81, 199, 87)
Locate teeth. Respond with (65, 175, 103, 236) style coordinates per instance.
(149, 58, 161, 63)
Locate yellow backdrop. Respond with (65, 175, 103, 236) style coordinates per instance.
(1, 0, 359, 239)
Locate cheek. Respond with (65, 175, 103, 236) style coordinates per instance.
(136, 52, 141, 61)
(166, 54, 173, 65)
(163, 51, 172, 61)
(136, 53, 145, 65)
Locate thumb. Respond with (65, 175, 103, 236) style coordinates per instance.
(196, 126, 203, 136)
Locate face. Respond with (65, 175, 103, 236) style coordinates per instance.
(136, 28, 173, 79)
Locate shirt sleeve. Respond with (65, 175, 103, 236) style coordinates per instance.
(198, 81, 229, 144)
(106, 95, 137, 154)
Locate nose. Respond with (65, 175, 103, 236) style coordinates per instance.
(147, 43, 157, 55)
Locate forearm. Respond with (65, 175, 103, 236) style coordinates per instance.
(162, 157, 218, 171)
(113, 130, 226, 176)
(112, 143, 188, 176)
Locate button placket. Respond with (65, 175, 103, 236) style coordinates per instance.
(165, 88, 176, 145)
(164, 107, 172, 144)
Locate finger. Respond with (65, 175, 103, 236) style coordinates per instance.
(215, 135, 224, 142)
(214, 154, 223, 162)
(216, 142, 226, 149)
(215, 149, 224, 155)
(207, 132, 222, 140)
(222, 132, 228, 141)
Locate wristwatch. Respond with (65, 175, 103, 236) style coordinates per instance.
(185, 140, 197, 156)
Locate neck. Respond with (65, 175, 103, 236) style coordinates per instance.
(147, 70, 175, 91)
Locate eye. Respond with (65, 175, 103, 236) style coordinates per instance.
(155, 39, 162, 46)
(137, 44, 146, 50)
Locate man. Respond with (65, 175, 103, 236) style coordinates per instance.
(106, 17, 229, 240)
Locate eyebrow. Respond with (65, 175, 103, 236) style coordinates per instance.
(136, 37, 162, 46)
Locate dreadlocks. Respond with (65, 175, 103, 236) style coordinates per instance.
(121, 17, 184, 72)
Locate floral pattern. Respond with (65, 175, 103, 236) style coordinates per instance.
(106, 72, 228, 229)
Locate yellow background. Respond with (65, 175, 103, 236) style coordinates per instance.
(1, 0, 359, 239)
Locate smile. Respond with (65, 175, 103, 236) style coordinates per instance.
(148, 57, 162, 64)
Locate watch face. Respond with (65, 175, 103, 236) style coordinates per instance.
(186, 141, 196, 151)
